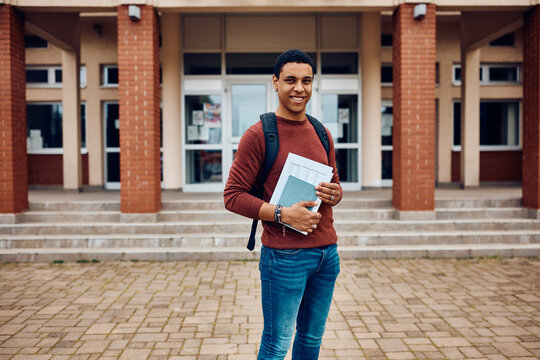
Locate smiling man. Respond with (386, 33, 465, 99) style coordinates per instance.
(224, 49, 343, 359)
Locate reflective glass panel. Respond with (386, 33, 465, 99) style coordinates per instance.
(106, 152, 120, 183)
(184, 53, 221, 75)
(185, 95, 222, 145)
(105, 103, 120, 148)
(321, 53, 358, 74)
(186, 150, 222, 184)
(381, 103, 393, 146)
(231, 84, 266, 138)
(335, 148, 358, 182)
(27, 103, 63, 149)
(382, 150, 392, 180)
(321, 94, 358, 143)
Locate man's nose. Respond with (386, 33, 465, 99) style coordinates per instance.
(293, 80, 304, 92)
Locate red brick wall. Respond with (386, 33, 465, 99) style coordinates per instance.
(523, 6, 540, 209)
(392, 4, 436, 211)
(28, 154, 89, 186)
(0, 5, 28, 213)
(117, 5, 161, 213)
(451, 151, 522, 183)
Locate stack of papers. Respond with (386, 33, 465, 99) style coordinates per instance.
(269, 153, 333, 235)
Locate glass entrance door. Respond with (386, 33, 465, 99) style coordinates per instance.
(224, 80, 273, 182)
(181, 79, 272, 192)
(104, 102, 120, 189)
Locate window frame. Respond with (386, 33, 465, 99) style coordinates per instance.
(101, 65, 119, 88)
(27, 102, 88, 155)
(26, 65, 87, 88)
(452, 63, 521, 86)
(451, 99, 522, 152)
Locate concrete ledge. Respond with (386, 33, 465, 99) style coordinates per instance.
(0, 214, 22, 224)
(395, 210, 436, 221)
(1, 244, 538, 263)
(120, 213, 158, 223)
(525, 208, 540, 220)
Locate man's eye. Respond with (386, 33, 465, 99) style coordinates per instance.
(303, 79, 312, 84)
(285, 79, 295, 84)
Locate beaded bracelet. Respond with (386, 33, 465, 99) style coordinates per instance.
(274, 204, 283, 223)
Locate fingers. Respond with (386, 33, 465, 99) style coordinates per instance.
(315, 182, 341, 205)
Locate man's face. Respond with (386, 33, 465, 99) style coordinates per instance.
(273, 62, 313, 120)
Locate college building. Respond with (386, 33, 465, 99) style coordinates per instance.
(1, 0, 539, 216)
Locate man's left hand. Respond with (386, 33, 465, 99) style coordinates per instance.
(315, 182, 342, 206)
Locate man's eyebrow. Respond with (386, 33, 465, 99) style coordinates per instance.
(282, 75, 313, 80)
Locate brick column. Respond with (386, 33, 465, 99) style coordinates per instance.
(392, 4, 436, 218)
(0, 5, 28, 214)
(117, 5, 161, 213)
(523, 6, 540, 213)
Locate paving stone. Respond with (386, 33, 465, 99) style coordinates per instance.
(0, 258, 537, 359)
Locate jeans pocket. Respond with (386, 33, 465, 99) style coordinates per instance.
(273, 248, 302, 256)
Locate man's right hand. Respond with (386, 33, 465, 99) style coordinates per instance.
(281, 201, 321, 233)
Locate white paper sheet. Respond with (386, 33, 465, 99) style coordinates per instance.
(269, 153, 333, 235)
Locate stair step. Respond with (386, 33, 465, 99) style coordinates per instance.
(15, 207, 527, 223)
(1, 230, 539, 249)
(26, 197, 522, 212)
(1, 243, 538, 262)
(2, 218, 540, 235)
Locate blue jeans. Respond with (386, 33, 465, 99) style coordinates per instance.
(257, 244, 340, 360)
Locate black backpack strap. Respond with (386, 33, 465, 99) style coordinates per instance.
(306, 114, 330, 157)
(247, 112, 280, 251)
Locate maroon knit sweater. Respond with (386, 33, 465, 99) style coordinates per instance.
(224, 115, 340, 249)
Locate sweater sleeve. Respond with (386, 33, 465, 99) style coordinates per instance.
(223, 126, 266, 219)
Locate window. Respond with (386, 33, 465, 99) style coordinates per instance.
(381, 34, 392, 47)
(25, 35, 48, 49)
(27, 103, 63, 150)
(453, 64, 520, 85)
(26, 66, 61, 87)
(184, 53, 221, 75)
(487, 65, 519, 83)
(381, 65, 392, 85)
(102, 65, 118, 86)
(321, 53, 357, 74)
(381, 100, 393, 180)
(184, 95, 222, 145)
(453, 100, 520, 148)
(27, 103, 87, 152)
(26, 66, 87, 88)
(226, 53, 279, 75)
(489, 33, 515, 47)
(452, 64, 521, 86)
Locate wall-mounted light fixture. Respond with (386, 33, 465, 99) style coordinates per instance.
(93, 24, 103, 37)
(414, 4, 427, 20)
(129, 5, 141, 22)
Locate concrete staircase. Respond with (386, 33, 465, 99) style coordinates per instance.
(1, 195, 539, 262)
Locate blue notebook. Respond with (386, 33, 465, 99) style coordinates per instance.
(277, 175, 317, 211)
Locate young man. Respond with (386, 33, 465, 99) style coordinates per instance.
(223, 49, 342, 360)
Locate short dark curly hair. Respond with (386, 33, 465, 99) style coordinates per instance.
(274, 49, 315, 78)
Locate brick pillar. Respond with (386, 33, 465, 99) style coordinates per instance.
(117, 5, 161, 213)
(523, 6, 540, 211)
(0, 5, 28, 214)
(392, 4, 436, 217)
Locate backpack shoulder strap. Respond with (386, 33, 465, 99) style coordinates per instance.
(306, 114, 330, 157)
(260, 112, 280, 185)
(247, 112, 279, 251)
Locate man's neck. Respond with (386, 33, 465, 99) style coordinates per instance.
(275, 107, 305, 121)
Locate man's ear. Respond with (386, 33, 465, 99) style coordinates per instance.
(272, 75, 278, 91)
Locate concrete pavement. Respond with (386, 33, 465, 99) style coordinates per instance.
(0, 257, 539, 359)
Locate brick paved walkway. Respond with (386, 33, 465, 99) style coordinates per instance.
(0, 258, 538, 360)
